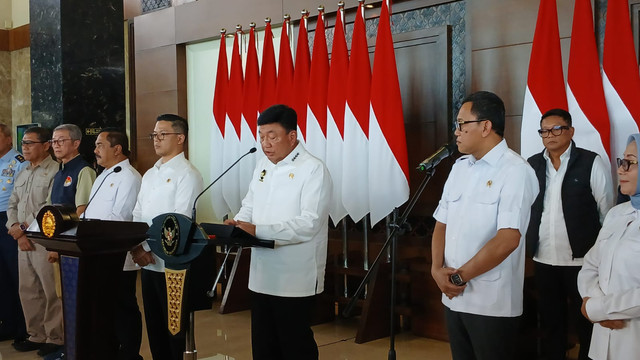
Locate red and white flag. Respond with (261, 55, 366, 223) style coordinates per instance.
(276, 18, 294, 108)
(369, 0, 409, 226)
(602, 0, 640, 161)
(326, 5, 349, 224)
(240, 25, 260, 199)
(222, 29, 244, 214)
(259, 20, 277, 112)
(342, 2, 371, 223)
(293, 13, 311, 142)
(567, 0, 610, 171)
(306, 9, 329, 161)
(210, 30, 230, 219)
(520, 0, 567, 159)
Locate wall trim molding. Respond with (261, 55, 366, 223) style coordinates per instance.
(0, 24, 30, 51)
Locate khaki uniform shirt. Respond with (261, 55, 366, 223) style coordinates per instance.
(6, 156, 59, 227)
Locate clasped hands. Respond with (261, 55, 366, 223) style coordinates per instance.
(581, 296, 626, 330)
(432, 266, 467, 299)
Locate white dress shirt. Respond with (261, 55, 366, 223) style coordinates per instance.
(235, 142, 332, 297)
(578, 202, 640, 360)
(433, 140, 539, 317)
(132, 153, 203, 272)
(535, 147, 613, 266)
(84, 159, 142, 270)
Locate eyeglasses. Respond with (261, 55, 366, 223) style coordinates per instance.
(49, 138, 72, 146)
(148, 132, 182, 141)
(616, 158, 639, 171)
(455, 119, 487, 132)
(537, 125, 570, 138)
(21, 140, 48, 146)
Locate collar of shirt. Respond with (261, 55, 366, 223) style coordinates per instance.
(29, 156, 56, 170)
(61, 154, 82, 169)
(154, 152, 185, 170)
(273, 142, 304, 167)
(467, 139, 508, 167)
(542, 142, 572, 165)
(0, 148, 18, 163)
(105, 158, 131, 172)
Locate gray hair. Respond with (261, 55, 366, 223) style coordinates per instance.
(53, 124, 82, 141)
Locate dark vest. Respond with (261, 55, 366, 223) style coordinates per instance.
(51, 155, 91, 207)
(526, 143, 600, 259)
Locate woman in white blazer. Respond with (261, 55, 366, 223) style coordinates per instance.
(578, 133, 640, 360)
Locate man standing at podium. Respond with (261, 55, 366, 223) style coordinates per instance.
(6, 127, 62, 357)
(226, 105, 332, 360)
(131, 114, 203, 360)
(83, 128, 142, 360)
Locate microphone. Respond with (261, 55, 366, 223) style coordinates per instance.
(82, 166, 122, 220)
(191, 147, 257, 220)
(417, 143, 457, 171)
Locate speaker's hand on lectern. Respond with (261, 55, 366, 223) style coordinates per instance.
(223, 219, 237, 226)
(131, 244, 155, 267)
(48, 251, 59, 263)
(235, 221, 256, 236)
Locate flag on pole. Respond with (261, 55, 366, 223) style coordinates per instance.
(326, 4, 349, 224)
(520, 0, 567, 159)
(222, 28, 244, 214)
(259, 19, 277, 112)
(342, 1, 371, 223)
(276, 16, 294, 108)
(293, 11, 311, 142)
(368, 0, 409, 226)
(602, 0, 640, 161)
(306, 8, 329, 161)
(567, 0, 611, 172)
(240, 24, 260, 200)
(210, 29, 230, 219)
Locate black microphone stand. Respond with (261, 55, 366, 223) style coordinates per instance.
(342, 167, 437, 360)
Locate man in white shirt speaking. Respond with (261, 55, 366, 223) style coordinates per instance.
(83, 128, 142, 360)
(431, 91, 539, 360)
(526, 109, 613, 360)
(131, 114, 203, 360)
(225, 104, 332, 360)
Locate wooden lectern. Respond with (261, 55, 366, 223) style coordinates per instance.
(26, 205, 149, 360)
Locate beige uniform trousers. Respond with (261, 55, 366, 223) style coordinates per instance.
(18, 243, 63, 345)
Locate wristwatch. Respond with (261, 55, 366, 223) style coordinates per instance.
(19, 223, 28, 232)
(450, 273, 466, 286)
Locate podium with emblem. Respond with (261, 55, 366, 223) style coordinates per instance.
(146, 213, 274, 359)
(26, 205, 149, 360)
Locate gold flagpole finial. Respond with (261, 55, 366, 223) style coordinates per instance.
(358, 0, 365, 5)
(249, 22, 256, 29)
(265, 17, 271, 24)
(284, 13, 291, 21)
(236, 24, 242, 31)
(301, 9, 310, 18)
(338, 0, 345, 7)
(220, 28, 226, 35)
(318, 5, 325, 12)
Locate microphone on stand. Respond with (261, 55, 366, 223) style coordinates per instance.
(82, 166, 122, 220)
(191, 147, 257, 220)
(416, 143, 457, 171)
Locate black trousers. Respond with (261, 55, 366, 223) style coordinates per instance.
(250, 291, 318, 360)
(444, 306, 520, 360)
(0, 211, 26, 341)
(535, 262, 592, 360)
(141, 269, 185, 360)
(116, 270, 143, 360)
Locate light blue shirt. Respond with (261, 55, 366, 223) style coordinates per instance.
(0, 148, 28, 211)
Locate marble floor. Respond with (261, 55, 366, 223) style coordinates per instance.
(0, 303, 453, 360)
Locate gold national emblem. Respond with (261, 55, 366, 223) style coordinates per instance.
(42, 210, 56, 238)
(161, 215, 180, 256)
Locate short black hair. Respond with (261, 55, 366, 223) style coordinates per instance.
(99, 127, 130, 157)
(461, 91, 506, 137)
(540, 108, 572, 127)
(157, 114, 188, 138)
(24, 127, 51, 142)
(257, 104, 297, 133)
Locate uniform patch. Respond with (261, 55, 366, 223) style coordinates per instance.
(64, 176, 73, 187)
(1, 168, 14, 177)
(14, 154, 25, 163)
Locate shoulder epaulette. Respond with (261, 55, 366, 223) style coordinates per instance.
(14, 154, 25, 163)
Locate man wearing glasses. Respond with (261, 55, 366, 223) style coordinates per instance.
(6, 127, 63, 357)
(431, 91, 538, 360)
(526, 108, 612, 360)
(131, 114, 203, 360)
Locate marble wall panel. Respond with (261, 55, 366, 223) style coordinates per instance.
(11, 47, 31, 127)
(0, 51, 10, 124)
